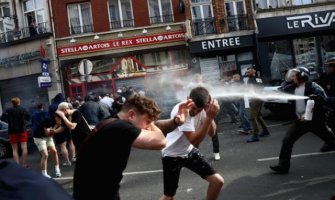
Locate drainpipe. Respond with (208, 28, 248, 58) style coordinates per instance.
(47, 0, 64, 95)
(12, 0, 18, 31)
(251, 0, 260, 72)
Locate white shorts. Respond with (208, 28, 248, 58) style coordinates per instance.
(33, 137, 55, 152)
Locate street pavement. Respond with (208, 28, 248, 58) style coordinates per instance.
(13, 111, 335, 200)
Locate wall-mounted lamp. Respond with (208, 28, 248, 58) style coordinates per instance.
(142, 29, 148, 34)
(70, 38, 76, 43)
(117, 32, 123, 37)
(166, 25, 171, 31)
(93, 34, 100, 40)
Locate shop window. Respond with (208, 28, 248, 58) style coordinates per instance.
(319, 34, 335, 69)
(237, 52, 253, 75)
(172, 50, 188, 64)
(71, 85, 83, 99)
(293, 37, 318, 72)
(108, 0, 134, 29)
(92, 57, 118, 74)
(148, 0, 173, 24)
(191, 0, 215, 35)
(68, 2, 93, 35)
(137, 50, 187, 68)
(268, 40, 293, 82)
(219, 55, 237, 81)
(139, 51, 170, 67)
(237, 52, 252, 61)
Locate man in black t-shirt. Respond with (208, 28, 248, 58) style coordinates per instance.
(70, 94, 192, 200)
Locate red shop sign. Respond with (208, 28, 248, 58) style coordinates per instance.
(57, 31, 185, 57)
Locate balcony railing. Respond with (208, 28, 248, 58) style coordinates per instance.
(226, 15, 248, 32)
(192, 18, 216, 36)
(0, 22, 50, 44)
(150, 14, 174, 24)
(110, 19, 134, 29)
(70, 24, 93, 35)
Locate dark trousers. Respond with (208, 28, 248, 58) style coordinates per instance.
(278, 120, 335, 169)
(211, 133, 220, 153)
(249, 100, 268, 135)
(212, 112, 222, 154)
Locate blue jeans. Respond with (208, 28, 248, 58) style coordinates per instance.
(239, 102, 251, 130)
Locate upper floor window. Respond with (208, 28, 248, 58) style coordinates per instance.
(23, 0, 45, 36)
(68, 3, 93, 35)
(0, 5, 10, 18)
(148, 0, 174, 24)
(225, 0, 248, 31)
(292, 0, 313, 5)
(256, 0, 313, 9)
(0, 4, 11, 33)
(256, 0, 280, 9)
(191, 0, 215, 35)
(191, 0, 213, 19)
(108, 0, 134, 29)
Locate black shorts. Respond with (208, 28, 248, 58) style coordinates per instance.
(54, 130, 72, 145)
(162, 148, 216, 197)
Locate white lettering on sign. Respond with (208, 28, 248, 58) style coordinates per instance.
(57, 31, 185, 56)
(201, 37, 241, 50)
(135, 33, 184, 44)
(287, 11, 335, 29)
(60, 43, 110, 54)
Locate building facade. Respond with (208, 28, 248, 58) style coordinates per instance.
(186, 0, 257, 86)
(255, 0, 335, 85)
(0, 0, 60, 113)
(51, 0, 189, 104)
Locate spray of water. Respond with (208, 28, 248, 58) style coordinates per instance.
(209, 85, 308, 101)
(146, 72, 308, 102)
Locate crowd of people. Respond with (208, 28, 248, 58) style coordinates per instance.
(0, 58, 335, 199)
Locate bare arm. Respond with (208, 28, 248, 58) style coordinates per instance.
(52, 126, 65, 134)
(132, 122, 166, 150)
(154, 119, 177, 136)
(45, 126, 65, 136)
(56, 110, 77, 130)
(208, 120, 217, 137)
(154, 99, 193, 136)
(184, 117, 213, 147)
(184, 99, 220, 147)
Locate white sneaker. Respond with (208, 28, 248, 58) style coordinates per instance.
(214, 153, 221, 161)
(62, 161, 72, 167)
(71, 157, 76, 163)
(42, 173, 51, 179)
(55, 171, 62, 178)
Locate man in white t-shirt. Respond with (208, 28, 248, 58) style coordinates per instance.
(160, 86, 224, 200)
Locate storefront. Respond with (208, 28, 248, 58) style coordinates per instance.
(56, 31, 189, 101)
(256, 9, 335, 85)
(188, 34, 257, 85)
